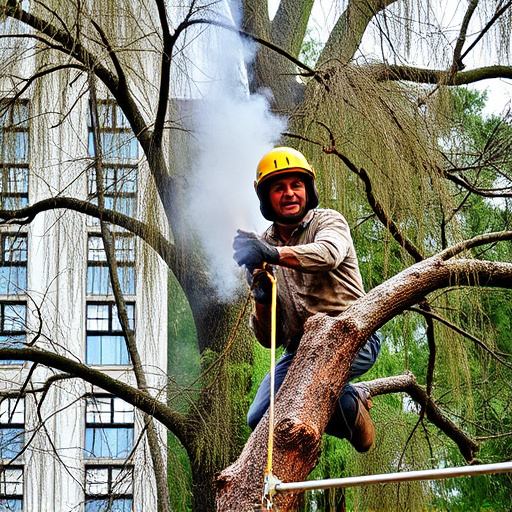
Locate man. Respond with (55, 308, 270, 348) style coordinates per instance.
(233, 146, 381, 452)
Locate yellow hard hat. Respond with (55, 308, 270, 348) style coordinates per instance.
(254, 147, 319, 221)
(255, 146, 316, 187)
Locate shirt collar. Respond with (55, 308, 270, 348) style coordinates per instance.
(268, 209, 316, 244)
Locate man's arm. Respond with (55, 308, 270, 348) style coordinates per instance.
(274, 246, 301, 268)
(275, 211, 354, 272)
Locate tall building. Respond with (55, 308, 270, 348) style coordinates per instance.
(0, 91, 168, 511)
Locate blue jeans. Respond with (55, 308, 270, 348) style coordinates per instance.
(247, 333, 381, 439)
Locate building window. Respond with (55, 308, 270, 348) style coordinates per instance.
(88, 100, 138, 221)
(88, 100, 138, 162)
(0, 235, 27, 295)
(84, 396, 134, 459)
(0, 398, 24, 460)
(85, 465, 133, 512)
(86, 302, 134, 365)
(0, 100, 29, 210)
(86, 235, 135, 296)
(0, 302, 26, 365)
(0, 466, 23, 511)
(88, 167, 137, 217)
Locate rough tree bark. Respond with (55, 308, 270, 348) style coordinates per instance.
(216, 256, 512, 511)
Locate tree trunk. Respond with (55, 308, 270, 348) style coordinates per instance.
(191, 462, 219, 512)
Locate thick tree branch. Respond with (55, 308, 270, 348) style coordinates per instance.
(0, 347, 190, 444)
(438, 230, 512, 260)
(0, 197, 174, 268)
(370, 63, 512, 85)
(89, 18, 127, 86)
(271, 0, 315, 57)
(217, 257, 512, 510)
(319, 0, 398, 65)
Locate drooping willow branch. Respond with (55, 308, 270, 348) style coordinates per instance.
(409, 305, 512, 371)
(284, 130, 425, 262)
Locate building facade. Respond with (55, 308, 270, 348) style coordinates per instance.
(0, 88, 169, 511)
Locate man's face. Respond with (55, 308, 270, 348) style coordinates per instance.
(268, 175, 307, 223)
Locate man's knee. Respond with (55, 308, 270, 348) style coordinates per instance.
(349, 332, 381, 380)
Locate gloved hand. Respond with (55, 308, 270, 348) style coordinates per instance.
(250, 268, 274, 305)
(232, 229, 280, 271)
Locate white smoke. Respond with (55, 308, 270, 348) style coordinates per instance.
(182, 1, 287, 300)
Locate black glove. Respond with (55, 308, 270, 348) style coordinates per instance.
(250, 268, 274, 305)
(232, 230, 279, 271)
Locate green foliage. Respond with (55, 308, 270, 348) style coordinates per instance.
(299, 27, 324, 69)
(168, 271, 201, 413)
(167, 274, 256, 510)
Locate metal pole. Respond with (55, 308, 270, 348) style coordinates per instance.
(274, 461, 512, 494)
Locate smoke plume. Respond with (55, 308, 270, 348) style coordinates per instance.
(182, 1, 287, 300)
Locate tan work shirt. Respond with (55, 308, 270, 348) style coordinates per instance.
(251, 208, 366, 349)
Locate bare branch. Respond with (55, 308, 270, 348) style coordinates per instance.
(450, 0, 479, 76)
(440, 167, 512, 198)
(459, 0, 512, 63)
(409, 306, 512, 370)
(152, 0, 174, 148)
(0, 198, 174, 268)
(208, 19, 324, 84)
(0, 347, 190, 443)
(0, 63, 86, 105)
(362, 372, 480, 462)
(2, 1, 118, 89)
(90, 18, 127, 86)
